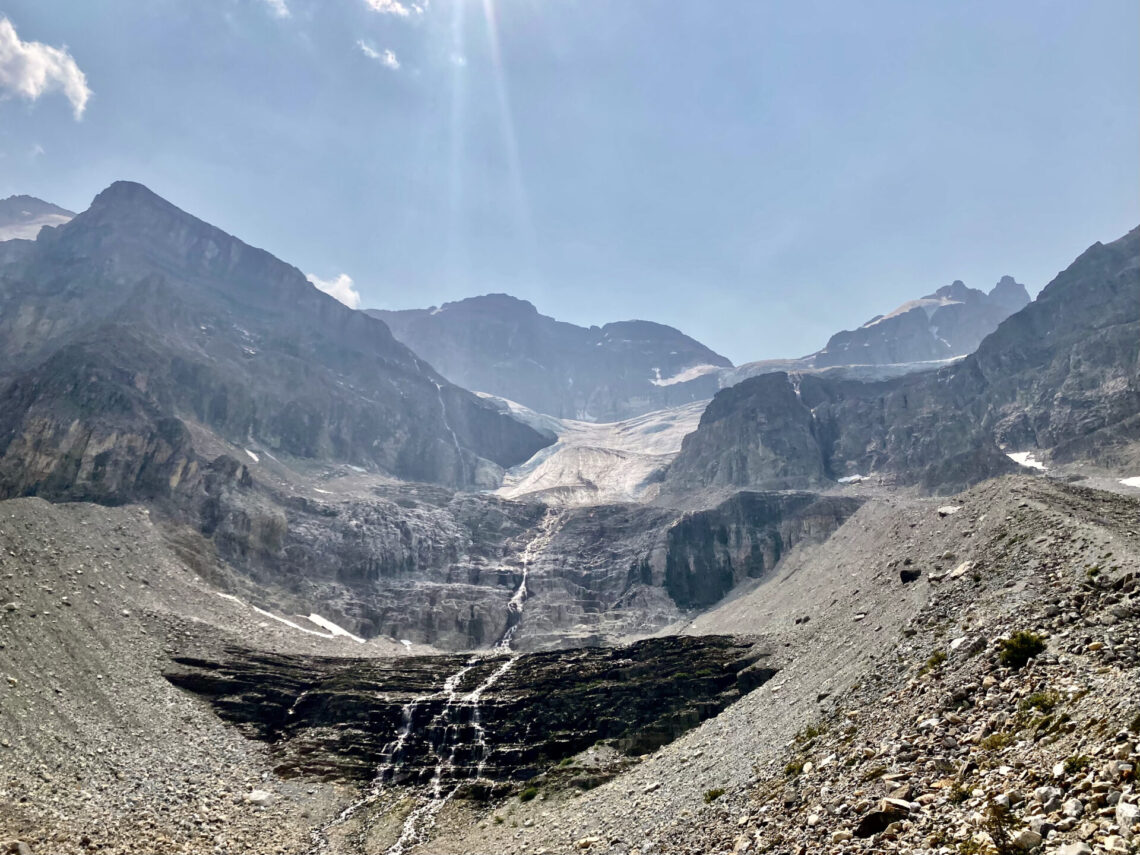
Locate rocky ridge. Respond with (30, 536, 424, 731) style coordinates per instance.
(369, 295, 732, 423)
(664, 227, 1140, 498)
(813, 276, 1031, 368)
(0, 182, 552, 497)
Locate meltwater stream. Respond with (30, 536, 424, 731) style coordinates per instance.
(309, 509, 564, 855)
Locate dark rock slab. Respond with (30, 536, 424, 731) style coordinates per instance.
(165, 635, 773, 787)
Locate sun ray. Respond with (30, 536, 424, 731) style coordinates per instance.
(480, 0, 536, 259)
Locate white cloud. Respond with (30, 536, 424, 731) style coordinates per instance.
(0, 17, 91, 120)
(306, 272, 362, 309)
(358, 40, 400, 70)
(261, 0, 291, 18)
(364, 0, 422, 16)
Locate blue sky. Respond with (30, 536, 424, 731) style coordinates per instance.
(1, 0, 1137, 363)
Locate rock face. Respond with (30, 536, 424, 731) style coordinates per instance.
(165, 635, 774, 787)
(207, 480, 860, 650)
(661, 492, 861, 609)
(665, 227, 1139, 496)
(0, 195, 74, 242)
(369, 295, 732, 421)
(0, 182, 552, 497)
(813, 277, 1031, 367)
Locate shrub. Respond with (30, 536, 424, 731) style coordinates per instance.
(784, 760, 804, 778)
(795, 723, 823, 744)
(704, 788, 726, 803)
(519, 786, 539, 802)
(920, 649, 948, 676)
(982, 796, 1023, 855)
(1020, 691, 1060, 714)
(979, 732, 1013, 752)
(1063, 755, 1090, 775)
(999, 631, 1046, 670)
(949, 784, 972, 805)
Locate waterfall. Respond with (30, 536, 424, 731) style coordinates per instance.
(309, 509, 564, 854)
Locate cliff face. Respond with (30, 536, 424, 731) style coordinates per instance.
(197, 478, 860, 651)
(370, 294, 732, 421)
(665, 228, 1139, 496)
(0, 182, 552, 497)
(662, 492, 863, 609)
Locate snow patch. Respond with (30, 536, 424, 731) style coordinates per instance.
(649, 363, 721, 387)
(307, 613, 365, 644)
(400, 639, 413, 648)
(838, 475, 867, 484)
(1007, 451, 1046, 471)
(244, 449, 260, 463)
(1119, 477, 1140, 489)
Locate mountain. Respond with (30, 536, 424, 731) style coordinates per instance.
(0, 181, 552, 500)
(368, 294, 732, 421)
(0, 194, 75, 241)
(664, 227, 1140, 497)
(812, 276, 1031, 367)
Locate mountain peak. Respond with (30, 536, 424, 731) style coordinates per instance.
(443, 293, 540, 317)
(988, 275, 1031, 311)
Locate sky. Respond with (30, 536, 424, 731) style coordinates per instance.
(1, 0, 1137, 364)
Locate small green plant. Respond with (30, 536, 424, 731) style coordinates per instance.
(704, 787, 726, 803)
(519, 786, 539, 802)
(493, 814, 505, 825)
(979, 731, 1013, 752)
(920, 649, 948, 676)
(783, 759, 804, 778)
(795, 722, 823, 744)
(981, 796, 1023, 855)
(999, 631, 1046, 670)
(1063, 755, 1091, 775)
(1020, 690, 1060, 714)
(558, 757, 573, 767)
(948, 784, 972, 805)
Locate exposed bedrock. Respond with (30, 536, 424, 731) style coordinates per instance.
(202, 480, 862, 650)
(165, 635, 774, 790)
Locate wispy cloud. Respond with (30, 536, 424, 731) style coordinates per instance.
(0, 17, 91, 120)
(358, 40, 400, 70)
(260, 0, 291, 19)
(306, 272, 362, 309)
(364, 0, 427, 17)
